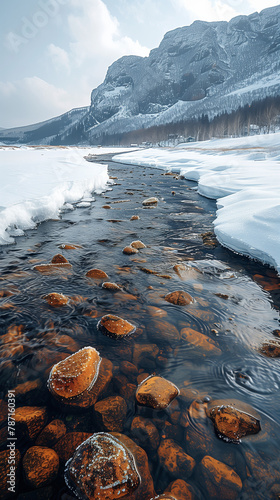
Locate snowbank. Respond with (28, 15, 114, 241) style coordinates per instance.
(113, 133, 280, 274)
(0, 146, 117, 245)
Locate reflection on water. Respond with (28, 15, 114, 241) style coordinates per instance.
(0, 160, 280, 499)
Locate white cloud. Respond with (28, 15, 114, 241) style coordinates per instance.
(248, 0, 280, 11)
(47, 44, 70, 73)
(172, 0, 239, 22)
(172, 0, 280, 22)
(0, 77, 77, 128)
(52, 0, 148, 71)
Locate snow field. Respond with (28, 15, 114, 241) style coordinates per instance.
(0, 147, 124, 245)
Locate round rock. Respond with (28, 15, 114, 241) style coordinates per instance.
(123, 246, 139, 255)
(98, 314, 136, 339)
(23, 446, 59, 489)
(48, 346, 101, 399)
(165, 291, 193, 306)
(86, 268, 109, 279)
(142, 197, 159, 206)
(43, 292, 68, 307)
(102, 282, 122, 292)
(136, 375, 179, 410)
(65, 433, 140, 500)
(208, 405, 261, 443)
(51, 254, 69, 264)
(131, 241, 146, 249)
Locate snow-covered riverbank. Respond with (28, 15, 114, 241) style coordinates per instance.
(114, 133, 280, 274)
(0, 147, 125, 245)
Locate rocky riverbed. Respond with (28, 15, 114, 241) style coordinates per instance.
(0, 155, 280, 499)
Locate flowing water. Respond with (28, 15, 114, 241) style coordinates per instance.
(0, 155, 280, 499)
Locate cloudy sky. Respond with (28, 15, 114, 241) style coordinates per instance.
(0, 0, 279, 128)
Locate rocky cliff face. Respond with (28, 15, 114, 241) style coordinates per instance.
(1, 5, 280, 144)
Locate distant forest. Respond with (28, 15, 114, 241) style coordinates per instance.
(94, 95, 280, 147)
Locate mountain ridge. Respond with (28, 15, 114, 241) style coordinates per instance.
(1, 5, 280, 145)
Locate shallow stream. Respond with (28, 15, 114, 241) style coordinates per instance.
(0, 155, 280, 499)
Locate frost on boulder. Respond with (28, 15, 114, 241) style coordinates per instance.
(64, 432, 140, 500)
(48, 346, 101, 400)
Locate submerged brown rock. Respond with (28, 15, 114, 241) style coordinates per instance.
(102, 282, 122, 292)
(98, 314, 136, 338)
(136, 375, 179, 410)
(165, 291, 193, 306)
(131, 240, 146, 249)
(123, 246, 139, 255)
(165, 479, 196, 500)
(94, 396, 127, 432)
(48, 346, 101, 399)
(86, 268, 108, 279)
(259, 340, 280, 358)
(65, 433, 140, 500)
(180, 328, 221, 356)
(23, 446, 59, 488)
(43, 292, 68, 307)
(208, 405, 261, 442)
(33, 263, 72, 274)
(15, 406, 47, 440)
(198, 455, 242, 499)
(51, 254, 69, 264)
(158, 439, 195, 478)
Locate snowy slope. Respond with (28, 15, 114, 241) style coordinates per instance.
(113, 132, 280, 274)
(0, 146, 127, 245)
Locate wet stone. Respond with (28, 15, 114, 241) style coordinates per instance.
(131, 240, 146, 249)
(208, 405, 261, 443)
(54, 358, 113, 410)
(15, 406, 47, 440)
(259, 340, 280, 358)
(120, 360, 138, 379)
(142, 197, 159, 206)
(86, 268, 108, 279)
(130, 215, 140, 220)
(94, 396, 127, 432)
(165, 479, 196, 500)
(133, 344, 159, 371)
(101, 282, 122, 292)
(23, 446, 59, 489)
(35, 419, 67, 447)
(51, 254, 69, 264)
(10, 379, 43, 405)
(164, 291, 193, 306)
(98, 314, 136, 339)
(64, 433, 140, 500)
(198, 455, 242, 500)
(180, 328, 222, 356)
(112, 432, 155, 500)
(136, 375, 179, 410)
(48, 346, 101, 399)
(33, 263, 72, 274)
(158, 439, 195, 479)
(123, 246, 139, 255)
(43, 292, 68, 307)
(131, 416, 160, 451)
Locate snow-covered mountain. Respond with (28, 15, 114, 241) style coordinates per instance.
(1, 5, 280, 145)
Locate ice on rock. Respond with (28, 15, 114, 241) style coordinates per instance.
(64, 433, 140, 500)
